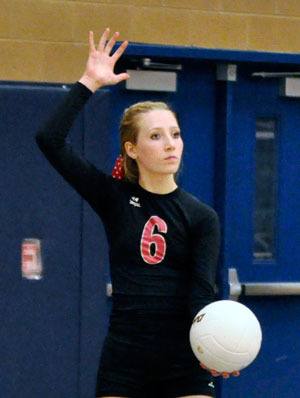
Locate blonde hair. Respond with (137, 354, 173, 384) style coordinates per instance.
(120, 101, 178, 182)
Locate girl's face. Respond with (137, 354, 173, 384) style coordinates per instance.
(126, 109, 183, 178)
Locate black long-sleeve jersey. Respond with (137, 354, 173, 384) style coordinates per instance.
(36, 82, 220, 319)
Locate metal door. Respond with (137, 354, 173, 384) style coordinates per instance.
(219, 67, 300, 397)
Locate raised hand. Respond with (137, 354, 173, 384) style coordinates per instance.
(79, 28, 130, 92)
(200, 362, 240, 379)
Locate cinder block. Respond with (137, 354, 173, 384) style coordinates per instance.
(10, 0, 74, 42)
(71, 0, 111, 2)
(109, 0, 162, 5)
(72, 3, 132, 43)
(189, 12, 248, 49)
(248, 15, 300, 52)
(42, 42, 87, 83)
(3, 0, 300, 83)
(162, 0, 220, 11)
(221, 0, 275, 14)
(130, 6, 190, 45)
(0, 0, 12, 38)
(275, 0, 300, 16)
(0, 40, 45, 81)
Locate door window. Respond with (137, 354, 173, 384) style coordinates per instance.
(254, 118, 277, 261)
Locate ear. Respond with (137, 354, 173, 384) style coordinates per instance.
(124, 141, 137, 160)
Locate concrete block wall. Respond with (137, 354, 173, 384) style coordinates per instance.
(1, 0, 300, 82)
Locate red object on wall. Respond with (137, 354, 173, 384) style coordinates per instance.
(21, 239, 43, 280)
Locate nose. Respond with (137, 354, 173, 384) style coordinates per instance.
(164, 134, 176, 150)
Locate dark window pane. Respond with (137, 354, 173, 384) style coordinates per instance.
(254, 118, 277, 260)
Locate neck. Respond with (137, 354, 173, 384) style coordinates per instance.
(139, 173, 177, 194)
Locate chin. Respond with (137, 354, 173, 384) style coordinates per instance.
(161, 166, 179, 175)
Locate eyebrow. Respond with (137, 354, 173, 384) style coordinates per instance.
(148, 126, 180, 132)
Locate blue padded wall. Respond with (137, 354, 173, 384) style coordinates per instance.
(0, 84, 83, 397)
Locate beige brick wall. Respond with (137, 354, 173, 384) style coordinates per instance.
(1, 0, 300, 82)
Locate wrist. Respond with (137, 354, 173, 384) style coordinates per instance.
(78, 75, 103, 93)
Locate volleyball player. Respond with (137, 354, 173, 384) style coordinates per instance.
(36, 28, 238, 398)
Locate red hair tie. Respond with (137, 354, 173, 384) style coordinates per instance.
(112, 155, 125, 180)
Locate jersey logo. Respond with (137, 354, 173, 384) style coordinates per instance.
(208, 381, 215, 388)
(129, 196, 141, 207)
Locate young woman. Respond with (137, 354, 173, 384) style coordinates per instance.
(36, 28, 238, 398)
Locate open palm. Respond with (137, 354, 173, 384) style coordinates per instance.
(80, 28, 129, 91)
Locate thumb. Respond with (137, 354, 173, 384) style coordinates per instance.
(115, 72, 130, 84)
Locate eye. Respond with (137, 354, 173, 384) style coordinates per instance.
(150, 133, 160, 140)
(172, 130, 181, 138)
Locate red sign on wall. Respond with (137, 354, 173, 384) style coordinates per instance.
(21, 239, 43, 280)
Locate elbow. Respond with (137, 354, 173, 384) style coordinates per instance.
(35, 131, 47, 151)
(35, 129, 58, 152)
(35, 130, 42, 145)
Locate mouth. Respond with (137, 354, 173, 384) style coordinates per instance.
(164, 156, 178, 160)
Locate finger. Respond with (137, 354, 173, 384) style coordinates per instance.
(111, 40, 129, 62)
(231, 371, 240, 377)
(105, 31, 120, 54)
(114, 72, 130, 84)
(210, 369, 220, 377)
(88, 31, 96, 53)
(200, 363, 208, 370)
(98, 27, 110, 51)
(222, 372, 230, 379)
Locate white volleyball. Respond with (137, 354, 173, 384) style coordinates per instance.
(190, 300, 262, 373)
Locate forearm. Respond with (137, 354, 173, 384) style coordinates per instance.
(35, 82, 93, 151)
(189, 209, 221, 319)
(189, 284, 217, 319)
(78, 75, 104, 93)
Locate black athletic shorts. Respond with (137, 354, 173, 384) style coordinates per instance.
(96, 305, 215, 397)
